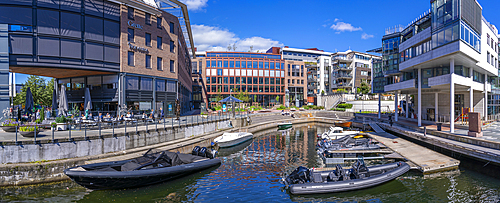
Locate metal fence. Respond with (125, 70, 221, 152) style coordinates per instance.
(5, 111, 249, 144)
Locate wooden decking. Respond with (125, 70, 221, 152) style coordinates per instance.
(367, 123, 460, 174)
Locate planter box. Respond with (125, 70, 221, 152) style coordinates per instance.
(1, 126, 17, 132)
(200, 115, 208, 119)
(20, 131, 37, 137)
(56, 123, 68, 131)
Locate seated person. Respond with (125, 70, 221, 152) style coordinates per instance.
(81, 114, 86, 120)
(98, 113, 103, 121)
(126, 112, 132, 118)
(105, 113, 111, 119)
(119, 115, 125, 121)
(142, 113, 148, 119)
(89, 113, 93, 120)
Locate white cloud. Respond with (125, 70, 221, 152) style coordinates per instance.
(330, 22, 362, 32)
(192, 25, 283, 52)
(179, 0, 208, 11)
(361, 33, 374, 40)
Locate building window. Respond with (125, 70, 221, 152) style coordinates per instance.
(145, 13, 151, 25)
(170, 60, 175, 72)
(128, 51, 134, 66)
(128, 7, 134, 20)
(157, 17, 162, 28)
(157, 57, 162, 70)
(157, 36, 162, 49)
(488, 52, 490, 64)
(145, 33, 151, 46)
(169, 22, 174, 33)
(128, 28, 134, 42)
(146, 55, 151, 69)
(170, 40, 174, 52)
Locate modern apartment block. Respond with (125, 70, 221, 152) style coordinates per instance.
(192, 51, 308, 109)
(372, 0, 499, 133)
(316, 50, 380, 94)
(268, 46, 331, 105)
(0, 0, 195, 116)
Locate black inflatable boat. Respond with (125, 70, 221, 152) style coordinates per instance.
(64, 147, 221, 190)
(283, 158, 410, 195)
(317, 136, 381, 152)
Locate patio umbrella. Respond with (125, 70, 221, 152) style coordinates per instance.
(25, 87, 34, 118)
(58, 85, 68, 116)
(84, 88, 92, 111)
(52, 89, 57, 117)
(218, 96, 243, 103)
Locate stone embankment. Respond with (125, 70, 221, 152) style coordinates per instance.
(0, 110, 349, 186)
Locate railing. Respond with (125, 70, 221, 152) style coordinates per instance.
(335, 74, 352, 78)
(3, 111, 249, 144)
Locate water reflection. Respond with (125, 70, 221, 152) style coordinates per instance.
(1, 124, 500, 202)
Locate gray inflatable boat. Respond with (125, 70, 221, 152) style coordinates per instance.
(283, 158, 410, 195)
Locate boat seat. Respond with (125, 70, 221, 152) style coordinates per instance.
(311, 172, 323, 183)
(327, 171, 339, 182)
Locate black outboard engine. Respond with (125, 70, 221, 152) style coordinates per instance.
(285, 166, 310, 185)
(198, 147, 207, 157)
(192, 146, 201, 156)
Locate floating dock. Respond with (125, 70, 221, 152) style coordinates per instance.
(366, 123, 459, 174)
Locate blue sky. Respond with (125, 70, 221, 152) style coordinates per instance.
(15, 0, 500, 84)
(187, 0, 500, 53)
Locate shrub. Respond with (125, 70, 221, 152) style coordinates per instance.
(277, 105, 286, 110)
(337, 103, 353, 109)
(19, 125, 40, 132)
(314, 106, 325, 110)
(331, 108, 346, 111)
(35, 119, 42, 124)
(55, 116, 67, 123)
(51, 122, 57, 127)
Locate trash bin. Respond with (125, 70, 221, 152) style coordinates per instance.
(436, 122, 442, 131)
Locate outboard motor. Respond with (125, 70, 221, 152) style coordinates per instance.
(285, 166, 310, 185)
(192, 146, 201, 156)
(205, 149, 218, 159)
(198, 147, 207, 157)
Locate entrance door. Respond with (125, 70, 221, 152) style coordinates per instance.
(454, 94, 464, 118)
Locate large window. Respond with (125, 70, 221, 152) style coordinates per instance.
(146, 55, 151, 69)
(157, 57, 162, 70)
(145, 33, 151, 46)
(141, 78, 153, 90)
(128, 7, 134, 20)
(460, 21, 481, 52)
(432, 22, 459, 49)
(157, 36, 162, 49)
(145, 13, 151, 25)
(128, 51, 134, 66)
(431, 0, 459, 30)
(169, 22, 174, 33)
(157, 17, 162, 28)
(128, 28, 134, 42)
(166, 60, 174, 73)
(170, 40, 174, 52)
(126, 76, 139, 90)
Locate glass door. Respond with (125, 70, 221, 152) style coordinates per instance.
(454, 94, 464, 117)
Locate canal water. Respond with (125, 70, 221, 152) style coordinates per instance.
(1, 124, 500, 202)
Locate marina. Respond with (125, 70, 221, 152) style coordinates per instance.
(1, 124, 500, 202)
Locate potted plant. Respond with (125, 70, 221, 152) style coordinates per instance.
(55, 116, 68, 131)
(200, 112, 208, 119)
(1, 119, 19, 132)
(19, 125, 40, 137)
(51, 122, 57, 131)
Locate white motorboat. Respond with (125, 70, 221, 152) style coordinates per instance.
(318, 127, 359, 140)
(214, 132, 253, 148)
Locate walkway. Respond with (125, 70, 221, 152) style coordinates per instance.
(367, 123, 459, 174)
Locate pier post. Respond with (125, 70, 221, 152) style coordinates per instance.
(450, 58, 455, 133)
(395, 92, 398, 122)
(484, 74, 488, 121)
(418, 68, 422, 127)
(435, 93, 438, 122)
(378, 93, 381, 119)
(406, 94, 409, 118)
(470, 68, 474, 113)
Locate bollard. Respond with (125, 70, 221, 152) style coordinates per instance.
(34, 124, 37, 143)
(136, 119, 138, 133)
(15, 125, 18, 144)
(125, 120, 127, 136)
(155, 118, 157, 131)
(112, 121, 115, 136)
(171, 117, 173, 129)
(163, 117, 165, 128)
(51, 127, 54, 142)
(68, 123, 72, 141)
(424, 126, 427, 137)
(85, 124, 87, 138)
(99, 121, 101, 137)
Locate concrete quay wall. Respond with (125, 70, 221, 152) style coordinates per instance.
(0, 112, 342, 187)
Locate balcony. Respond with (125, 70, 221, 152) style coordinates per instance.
(384, 79, 416, 92)
(336, 74, 352, 79)
(333, 65, 352, 70)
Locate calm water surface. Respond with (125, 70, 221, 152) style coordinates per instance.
(1, 124, 500, 202)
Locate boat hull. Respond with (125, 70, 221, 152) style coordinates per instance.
(278, 124, 293, 130)
(216, 134, 253, 148)
(334, 121, 352, 128)
(289, 162, 410, 195)
(64, 158, 221, 190)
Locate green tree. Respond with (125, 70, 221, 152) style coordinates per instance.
(359, 82, 371, 94)
(14, 76, 54, 107)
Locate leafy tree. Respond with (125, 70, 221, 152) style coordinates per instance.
(359, 82, 371, 94)
(321, 90, 325, 95)
(14, 76, 54, 107)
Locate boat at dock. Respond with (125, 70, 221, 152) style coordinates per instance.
(283, 158, 410, 195)
(214, 132, 253, 148)
(277, 122, 293, 129)
(334, 121, 352, 128)
(318, 127, 359, 140)
(64, 147, 221, 190)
